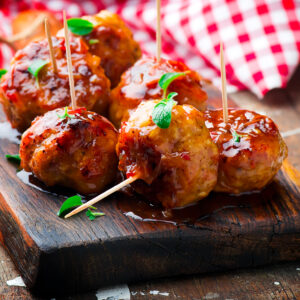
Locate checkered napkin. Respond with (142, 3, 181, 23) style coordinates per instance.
(0, 0, 299, 98)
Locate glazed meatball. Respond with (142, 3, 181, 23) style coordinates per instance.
(20, 107, 118, 195)
(117, 100, 219, 208)
(205, 108, 288, 194)
(0, 37, 110, 132)
(58, 10, 141, 87)
(110, 56, 208, 128)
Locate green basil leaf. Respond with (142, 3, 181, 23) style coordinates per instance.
(57, 195, 83, 218)
(0, 69, 7, 79)
(152, 99, 176, 129)
(232, 130, 241, 143)
(89, 39, 99, 45)
(86, 209, 96, 221)
(67, 18, 94, 36)
(28, 59, 48, 80)
(158, 72, 186, 92)
(152, 74, 182, 129)
(86, 208, 105, 221)
(6, 154, 21, 164)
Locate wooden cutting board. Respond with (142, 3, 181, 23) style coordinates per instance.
(0, 85, 300, 297)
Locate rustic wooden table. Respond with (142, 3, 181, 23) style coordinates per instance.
(1, 67, 300, 300)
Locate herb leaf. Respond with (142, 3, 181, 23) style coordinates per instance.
(158, 72, 186, 98)
(152, 93, 177, 129)
(28, 59, 48, 81)
(152, 72, 183, 129)
(57, 195, 83, 218)
(6, 154, 21, 164)
(67, 18, 94, 36)
(167, 92, 178, 100)
(57, 107, 75, 120)
(152, 101, 173, 129)
(232, 130, 241, 143)
(89, 39, 99, 45)
(0, 69, 7, 79)
(86, 208, 105, 221)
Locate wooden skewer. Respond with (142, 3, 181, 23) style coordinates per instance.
(44, 18, 57, 73)
(64, 175, 139, 219)
(156, 0, 162, 62)
(63, 11, 76, 110)
(220, 42, 228, 124)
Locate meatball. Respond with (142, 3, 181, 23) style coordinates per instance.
(205, 108, 288, 194)
(117, 100, 219, 208)
(58, 10, 141, 87)
(20, 107, 118, 195)
(110, 56, 208, 128)
(0, 37, 110, 132)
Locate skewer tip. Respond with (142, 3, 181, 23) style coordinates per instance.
(220, 41, 228, 124)
(156, 0, 161, 63)
(63, 11, 76, 110)
(45, 17, 57, 73)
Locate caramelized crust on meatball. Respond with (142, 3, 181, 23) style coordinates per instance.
(205, 108, 288, 194)
(110, 56, 208, 128)
(117, 100, 219, 208)
(58, 10, 141, 87)
(0, 37, 110, 132)
(20, 107, 118, 195)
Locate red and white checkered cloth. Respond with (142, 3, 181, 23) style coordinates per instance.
(0, 0, 300, 98)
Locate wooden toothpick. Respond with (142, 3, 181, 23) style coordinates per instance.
(156, 0, 162, 62)
(45, 18, 57, 73)
(64, 175, 139, 219)
(63, 11, 76, 110)
(220, 42, 228, 124)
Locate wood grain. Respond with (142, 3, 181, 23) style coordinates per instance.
(0, 84, 300, 297)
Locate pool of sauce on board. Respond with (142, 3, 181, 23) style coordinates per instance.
(16, 168, 276, 226)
